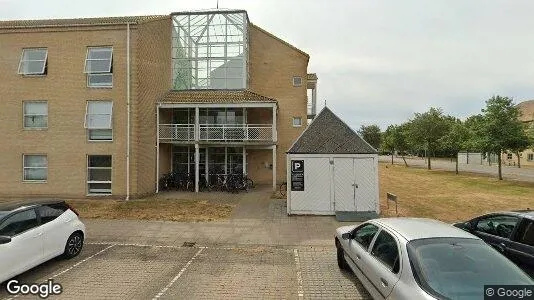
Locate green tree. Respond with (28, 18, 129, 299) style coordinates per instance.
(382, 124, 410, 166)
(439, 118, 469, 174)
(479, 95, 529, 180)
(406, 107, 451, 170)
(358, 124, 382, 150)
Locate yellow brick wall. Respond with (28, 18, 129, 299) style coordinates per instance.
(132, 18, 172, 197)
(0, 26, 132, 199)
(248, 24, 309, 184)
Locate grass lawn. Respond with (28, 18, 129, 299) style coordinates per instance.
(67, 196, 235, 222)
(379, 163, 534, 222)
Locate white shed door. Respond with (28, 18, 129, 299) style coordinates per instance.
(354, 158, 376, 212)
(334, 158, 376, 212)
(290, 157, 332, 212)
(334, 158, 355, 211)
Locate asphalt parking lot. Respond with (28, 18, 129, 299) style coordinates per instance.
(0, 243, 371, 300)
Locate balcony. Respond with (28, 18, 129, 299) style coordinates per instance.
(159, 123, 274, 143)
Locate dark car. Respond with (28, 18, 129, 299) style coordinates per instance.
(454, 210, 534, 276)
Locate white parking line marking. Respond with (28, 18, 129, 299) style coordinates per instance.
(3, 244, 114, 300)
(152, 247, 205, 300)
(51, 244, 114, 278)
(294, 249, 304, 299)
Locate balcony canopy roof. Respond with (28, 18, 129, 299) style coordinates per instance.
(159, 89, 277, 104)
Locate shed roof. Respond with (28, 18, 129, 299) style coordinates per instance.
(159, 89, 277, 104)
(288, 107, 377, 154)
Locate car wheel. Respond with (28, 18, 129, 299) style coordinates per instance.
(337, 246, 348, 270)
(63, 232, 84, 259)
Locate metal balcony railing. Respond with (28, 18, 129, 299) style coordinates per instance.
(158, 124, 273, 142)
(159, 124, 195, 141)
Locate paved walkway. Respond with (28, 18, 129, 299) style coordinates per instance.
(84, 186, 348, 248)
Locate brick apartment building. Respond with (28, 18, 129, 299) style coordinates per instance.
(0, 9, 318, 199)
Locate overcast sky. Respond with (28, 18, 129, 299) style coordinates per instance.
(2, 0, 534, 130)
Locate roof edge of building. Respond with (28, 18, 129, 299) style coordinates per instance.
(0, 15, 169, 29)
(249, 23, 310, 59)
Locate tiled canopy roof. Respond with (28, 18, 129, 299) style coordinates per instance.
(0, 15, 168, 28)
(159, 90, 277, 104)
(307, 73, 318, 80)
(288, 107, 377, 154)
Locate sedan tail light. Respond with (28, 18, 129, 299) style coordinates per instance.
(66, 203, 80, 216)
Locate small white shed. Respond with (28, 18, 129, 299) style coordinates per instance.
(286, 107, 379, 221)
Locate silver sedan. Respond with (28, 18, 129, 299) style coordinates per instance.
(335, 218, 533, 300)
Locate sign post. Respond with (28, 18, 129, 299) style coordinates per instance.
(386, 192, 398, 216)
(291, 160, 304, 191)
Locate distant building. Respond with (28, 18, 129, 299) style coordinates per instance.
(501, 100, 534, 166)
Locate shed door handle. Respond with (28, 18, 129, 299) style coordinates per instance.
(380, 278, 388, 287)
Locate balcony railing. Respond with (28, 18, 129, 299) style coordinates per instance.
(159, 124, 273, 142)
(159, 124, 195, 141)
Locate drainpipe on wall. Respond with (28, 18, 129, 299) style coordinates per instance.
(125, 22, 131, 201)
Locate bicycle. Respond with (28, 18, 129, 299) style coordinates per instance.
(279, 182, 287, 196)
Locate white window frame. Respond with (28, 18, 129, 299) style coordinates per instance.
(18, 48, 48, 76)
(292, 116, 302, 127)
(23, 154, 47, 182)
(293, 76, 302, 87)
(23, 101, 48, 129)
(528, 153, 534, 161)
(84, 46, 113, 88)
(87, 155, 112, 195)
(85, 101, 113, 141)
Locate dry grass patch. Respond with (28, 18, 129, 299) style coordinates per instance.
(67, 196, 235, 222)
(379, 163, 534, 222)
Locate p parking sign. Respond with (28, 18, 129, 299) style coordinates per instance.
(291, 160, 304, 191)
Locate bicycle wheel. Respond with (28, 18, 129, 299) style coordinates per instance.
(280, 182, 287, 196)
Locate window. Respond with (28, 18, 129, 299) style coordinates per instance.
(292, 117, 302, 127)
(84, 47, 113, 87)
(87, 155, 112, 194)
(507, 153, 513, 160)
(0, 209, 39, 237)
(38, 203, 68, 224)
(515, 220, 534, 247)
(528, 153, 533, 161)
(371, 230, 400, 273)
(23, 155, 47, 181)
(85, 101, 113, 141)
(23, 101, 48, 129)
(293, 76, 302, 87)
(475, 215, 519, 239)
(18, 48, 48, 75)
(352, 223, 379, 250)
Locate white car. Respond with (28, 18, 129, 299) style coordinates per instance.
(335, 218, 533, 300)
(0, 199, 86, 283)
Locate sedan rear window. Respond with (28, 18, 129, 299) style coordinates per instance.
(408, 238, 533, 299)
(39, 203, 68, 224)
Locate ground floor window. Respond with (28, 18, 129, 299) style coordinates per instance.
(87, 155, 112, 194)
(23, 154, 47, 181)
(528, 153, 534, 161)
(171, 146, 246, 184)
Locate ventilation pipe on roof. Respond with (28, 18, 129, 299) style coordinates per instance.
(126, 22, 131, 201)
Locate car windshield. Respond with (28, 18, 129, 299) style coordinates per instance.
(407, 238, 533, 300)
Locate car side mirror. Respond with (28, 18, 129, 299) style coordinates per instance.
(341, 232, 351, 240)
(0, 236, 11, 244)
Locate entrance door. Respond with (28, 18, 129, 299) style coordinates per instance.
(334, 158, 376, 212)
